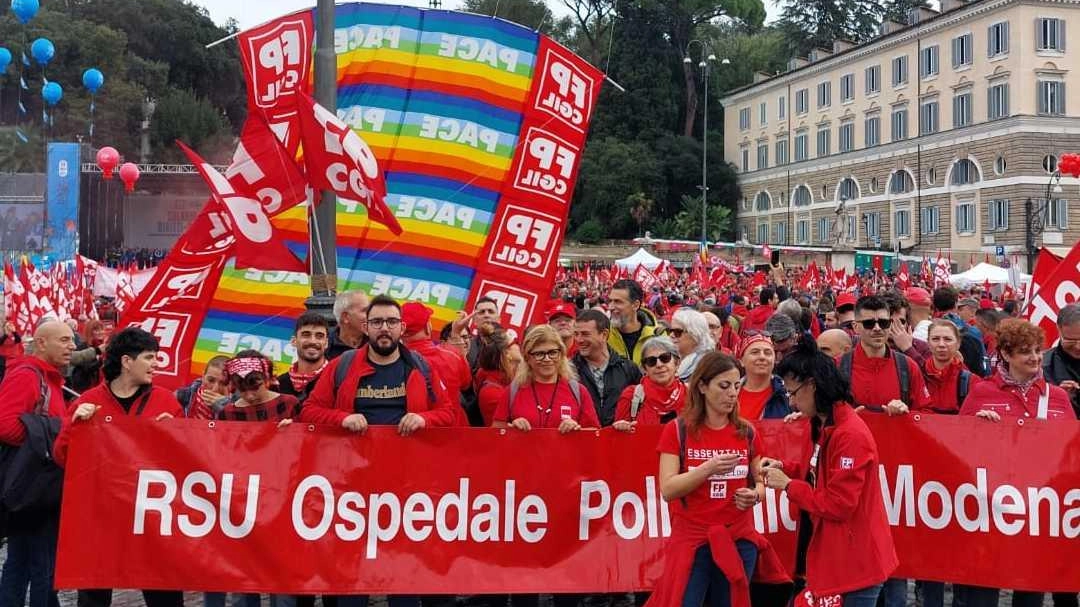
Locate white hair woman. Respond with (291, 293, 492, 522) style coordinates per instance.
(671, 308, 716, 382)
(613, 336, 686, 430)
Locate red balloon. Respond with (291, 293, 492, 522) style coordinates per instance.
(118, 162, 140, 193)
(96, 146, 119, 180)
(1060, 153, 1080, 177)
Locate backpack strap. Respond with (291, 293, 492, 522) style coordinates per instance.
(507, 383, 519, 421)
(745, 424, 756, 488)
(568, 379, 582, 406)
(405, 350, 438, 404)
(839, 351, 853, 382)
(27, 366, 49, 416)
(893, 351, 911, 406)
(333, 349, 358, 394)
(676, 417, 688, 508)
(133, 388, 155, 416)
(629, 384, 646, 420)
(956, 370, 971, 409)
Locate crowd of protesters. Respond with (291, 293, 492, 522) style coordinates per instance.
(0, 262, 1077, 607)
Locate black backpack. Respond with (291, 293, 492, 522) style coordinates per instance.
(332, 348, 438, 405)
(0, 367, 62, 538)
(838, 350, 911, 410)
(957, 328, 990, 378)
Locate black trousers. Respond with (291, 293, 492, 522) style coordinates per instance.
(77, 589, 184, 607)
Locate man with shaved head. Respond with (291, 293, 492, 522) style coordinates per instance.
(816, 328, 854, 358)
(0, 319, 75, 607)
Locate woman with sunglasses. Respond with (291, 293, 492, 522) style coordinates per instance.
(648, 352, 787, 607)
(761, 337, 898, 607)
(736, 334, 790, 420)
(216, 350, 299, 425)
(671, 308, 716, 382)
(492, 324, 599, 434)
(613, 336, 686, 430)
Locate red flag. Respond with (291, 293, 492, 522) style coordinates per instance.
(4, 262, 28, 335)
(798, 261, 819, 291)
(177, 141, 306, 273)
(295, 92, 400, 235)
(762, 244, 772, 261)
(1026, 243, 1078, 348)
(897, 264, 910, 290)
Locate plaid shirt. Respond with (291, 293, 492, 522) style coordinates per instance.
(216, 394, 299, 422)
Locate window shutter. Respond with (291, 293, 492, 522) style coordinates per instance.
(1063, 201, 1070, 229)
(1038, 82, 1046, 115)
(1003, 201, 1010, 230)
(1037, 18, 1044, 50)
(952, 38, 959, 67)
(1060, 82, 1066, 114)
(1004, 84, 1010, 115)
(1002, 22, 1009, 54)
(1060, 20, 1066, 51)
(988, 25, 994, 56)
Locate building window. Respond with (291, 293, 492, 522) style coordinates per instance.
(821, 184, 829, 200)
(817, 126, 831, 157)
(760, 102, 767, 125)
(757, 142, 768, 170)
(952, 33, 973, 68)
(839, 177, 858, 201)
(816, 218, 833, 243)
(870, 177, 879, 192)
(742, 225, 750, 241)
(892, 55, 908, 86)
(757, 223, 768, 244)
(778, 95, 786, 119)
(754, 191, 771, 211)
(794, 131, 809, 161)
(927, 167, 937, 185)
(817, 81, 832, 108)
(796, 220, 810, 244)
(793, 185, 812, 207)
(776, 138, 789, 165)
(921, 206, 940, 234)
(840, 74, 855, 102)
(953, 91, 973, 128)
(795, 89, 809, 114)
(1037, 18, 1065, 52)
(890, 170, 914, 194)
(920, 45, 939, 78)
(920, 101, 939, 135)
(1042, 198, 1068, 230)
(956, 203, 976, 234)
(1038, 80, 1066, 116)
(988, 22, 1009, 57)
(1043, 154, 1058, 173)
(988, 199, 1009, 231)
(741, 147, 750, 172)
(866, 65, 881, 94)
(994, 155, 1007, 175)
(865, 212, 880, 241)
(951, 158, 979, 185)
(891, 107, 909, 141)
(839, 121, 855, 152)
(865, 115, 880, 147)
(895, 210, 911, 237)
(988, 82, 1009, 120)
(846, 215, 857, 241)
(739, 108, 751, 130)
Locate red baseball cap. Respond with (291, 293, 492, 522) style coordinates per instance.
(545, 301, 577, 321)
(835, 292, 857, 311)
(904, 287, 932, 308)
(401, 301, 433, 335)
(979, 298, 995, 310)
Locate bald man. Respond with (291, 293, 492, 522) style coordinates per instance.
(0, 320, 74, 607)
(817, 328, 854, 358)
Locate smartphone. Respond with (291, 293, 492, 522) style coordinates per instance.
(770, 250, 781, 266)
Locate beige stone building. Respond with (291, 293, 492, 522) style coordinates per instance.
(720, 0, 1080, 272)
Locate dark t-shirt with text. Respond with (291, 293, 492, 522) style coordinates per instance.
(354, 360, 408, 425)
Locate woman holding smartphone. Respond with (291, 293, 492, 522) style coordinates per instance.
(648, 352, 786, 607)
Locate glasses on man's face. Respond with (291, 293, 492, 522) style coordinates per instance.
(367, 318, 402, 329)
(786, 379, 812, 398)
(642, 352, 676, 368)
(859, 318, 892, 330)
(529, 348, 561, 361)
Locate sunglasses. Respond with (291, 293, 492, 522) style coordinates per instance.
(529, 348, 561, 361)
(642, 352, 676, 368)
(668, 328, 685, 338)
(859, 318, 892, 330)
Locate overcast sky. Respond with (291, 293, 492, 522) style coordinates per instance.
(190, 0, 783, 31)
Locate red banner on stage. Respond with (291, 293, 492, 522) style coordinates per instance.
(56, 416, 1080, 594)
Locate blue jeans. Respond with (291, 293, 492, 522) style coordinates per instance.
(881, 579, 907, 607)
(0, 513, 60, 607)
(681, 540, 758, 607)
(842, 584, 883, 607)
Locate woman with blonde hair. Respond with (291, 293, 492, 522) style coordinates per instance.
(492, 324, 599, 433)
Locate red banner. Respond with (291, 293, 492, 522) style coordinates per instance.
(466, 38, 604, 334)
(1024, 247, 1066, 348)
(56, 416, 1079, 594)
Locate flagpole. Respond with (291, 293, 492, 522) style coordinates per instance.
(306, 0, 339, 317)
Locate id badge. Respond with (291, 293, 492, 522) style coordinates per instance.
(560, 405, 573, 420)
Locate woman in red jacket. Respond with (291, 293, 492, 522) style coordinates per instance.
(647, 352, 787, 607)
(960, 318, 1075, 421)
(921, 319, 977, 414)
(762, 337, 898, 607)
(473, 323, 522, 427)
(612, 336, 685, 430)
(492, 324, 599, 433)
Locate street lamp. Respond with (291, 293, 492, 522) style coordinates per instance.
(683, 41, 727, 249)
(1025, 169, 1064, 271)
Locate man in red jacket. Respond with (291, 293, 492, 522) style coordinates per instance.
(401, 301, 471, 425)
(0, 319, 73, 607)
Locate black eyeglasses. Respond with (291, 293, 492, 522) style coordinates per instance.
(642, 352, 676, 368)
(668, 328, 685, 338)
(859, 318, 892, 330)
(786, 379, 812, 397)
(529, 348, 561, 361)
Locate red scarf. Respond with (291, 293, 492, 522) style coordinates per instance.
(189, 386, 212, 420)
(641, 376, 688, 416)
(288, 359, 328, 394)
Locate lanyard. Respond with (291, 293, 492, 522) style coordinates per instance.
(532, 382, 559, 426)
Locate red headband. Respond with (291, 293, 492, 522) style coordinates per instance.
(225, 356, 271, 380)
(736, 333, 773, 361)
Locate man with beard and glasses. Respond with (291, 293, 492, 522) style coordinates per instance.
(607, 279, 661, 366)
(277, 312, 330, 398)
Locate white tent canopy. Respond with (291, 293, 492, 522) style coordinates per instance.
(948, 263, 1030, 287)
(614, 248, 664, 270)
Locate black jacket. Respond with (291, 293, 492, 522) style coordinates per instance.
(572, 348, 642, 427)
(1042, 346, 1080, 418)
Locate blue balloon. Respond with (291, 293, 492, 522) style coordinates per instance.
(0, 48, 10, 72)
(10, 0, 38, 24)
(41, 81, 61, 106)
(30, 37, 53, 66)
(82, 68, 103, 93)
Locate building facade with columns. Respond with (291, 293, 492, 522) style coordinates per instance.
(721, 0, 1080, 272)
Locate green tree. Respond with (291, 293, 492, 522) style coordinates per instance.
(652, 194, 733, 242)
(779, 0, 885, 54)
(882, 0, 932, 24)
(151, 89, 233, 163)
(461, 0, 573, 42)
(572, 136, 664, 238)
(628, 192, 654, 236)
